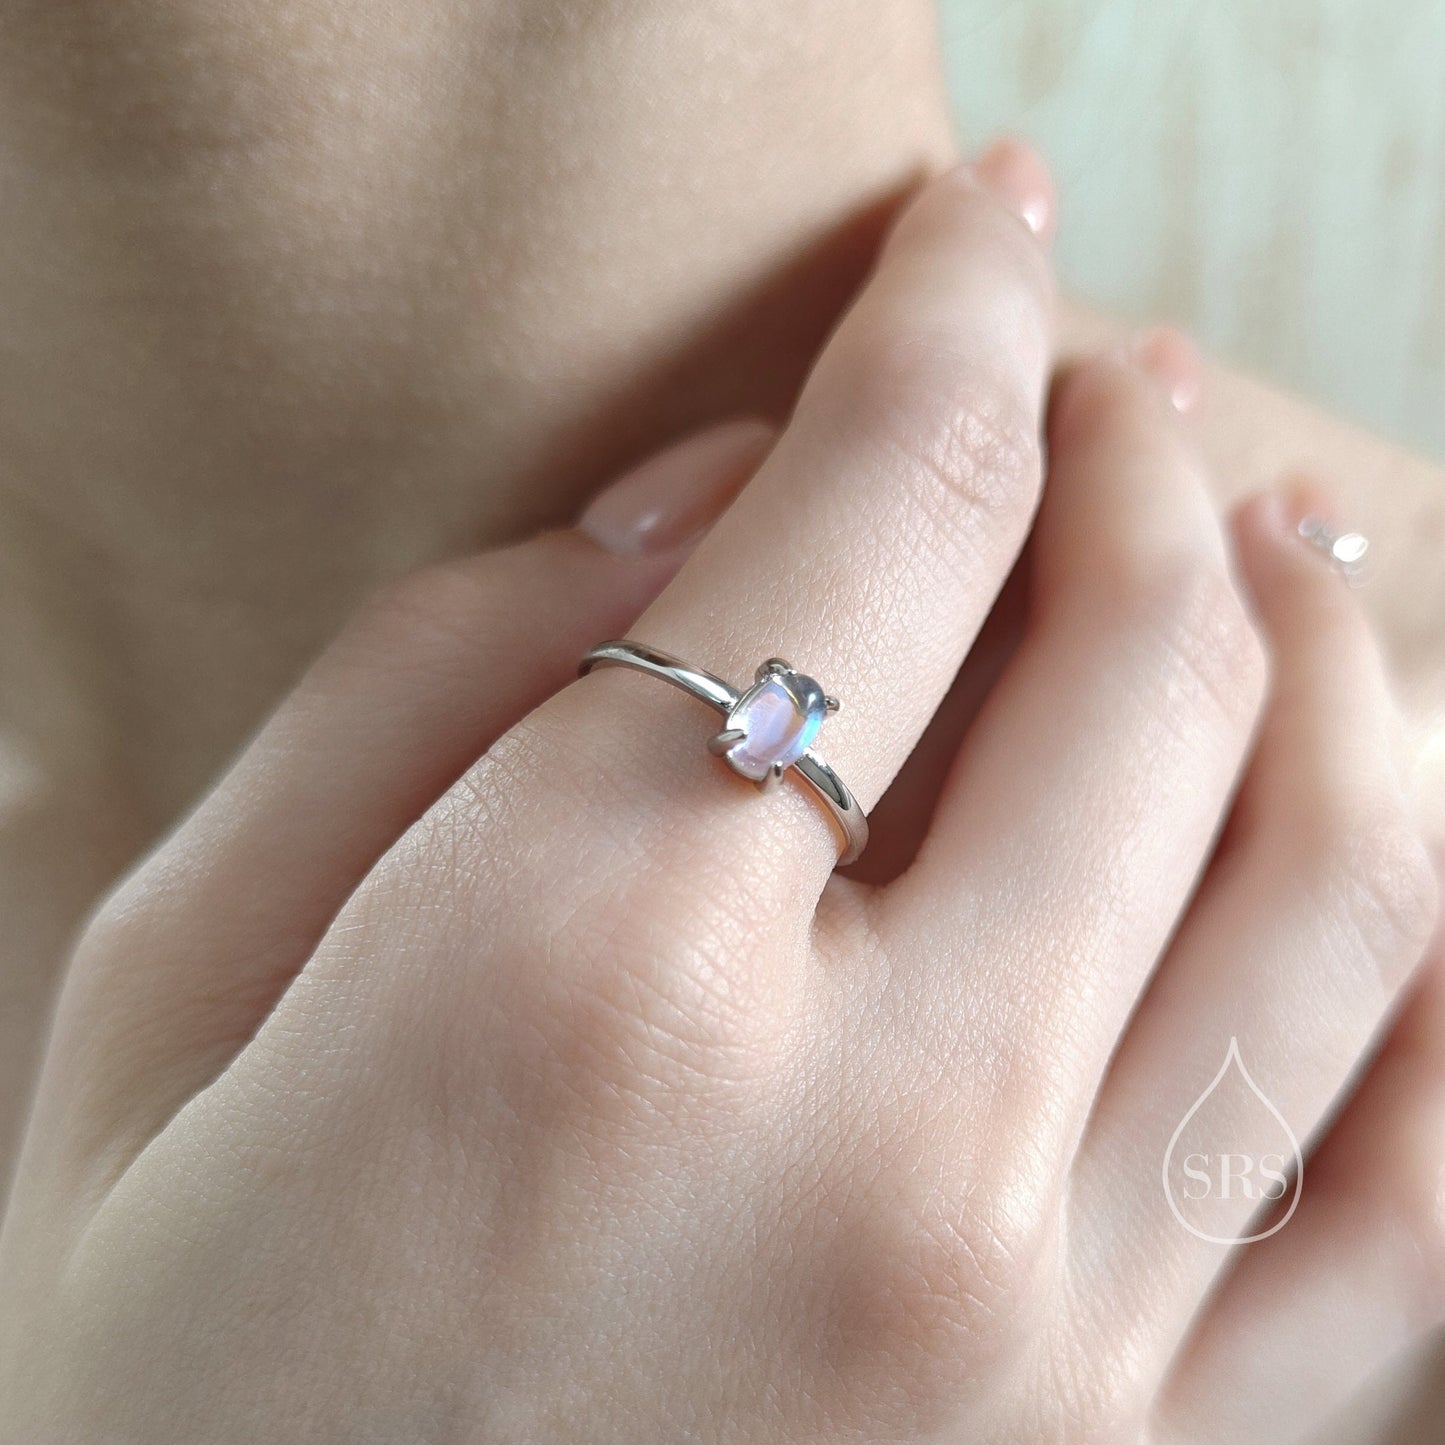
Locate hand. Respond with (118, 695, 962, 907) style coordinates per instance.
(3, 151, 1440, 1443)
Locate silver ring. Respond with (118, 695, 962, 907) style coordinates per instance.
(578, 639, 868, 866)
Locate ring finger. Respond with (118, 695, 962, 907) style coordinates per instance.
(497, 142, 1057, 899)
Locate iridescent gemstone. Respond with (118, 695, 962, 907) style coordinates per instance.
(723, 669, 828, 781)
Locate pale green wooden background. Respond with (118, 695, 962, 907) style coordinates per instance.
(940, 0, 1445, 458)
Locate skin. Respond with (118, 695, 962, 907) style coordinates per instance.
(2, 0, 1444, 1164)
(3, 157, 1443, 1444)
(0, 0, 1442, 1434)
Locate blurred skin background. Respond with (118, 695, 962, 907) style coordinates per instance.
(0, 0, 1440, 1438)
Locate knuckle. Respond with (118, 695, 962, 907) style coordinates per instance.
(482, 893, 794, 1174)
(833, 335, 1043, 558)
(545, 864, 790, 1061)
(1101, 549, 1267, 733)
(1311, 800, 1439, 983)
(70, 857, 181, 982)
(381, 720, 555, 908)
(407, 761, 801, 1123)
(70, 886, 143, 981)
(824, 1160, 1048, 1424)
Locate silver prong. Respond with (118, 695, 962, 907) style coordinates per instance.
(756, 657, 793, 680)
(758, 759, 786, 792)
(707, 727, 746, 756)
(824, 695, 841, 713)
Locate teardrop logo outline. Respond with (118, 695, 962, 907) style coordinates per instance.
(1161, 1037, 1304, 1245)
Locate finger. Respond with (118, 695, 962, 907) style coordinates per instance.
(42, 420, 773, 1174)
(1153, 881, 1445, 1445)
(881, 337, 1263, 1151)
(1068, 485, 1439, 1393)
(856, 329, 1204, 886)
(491, 142, 1055, 898)
(847, 552, 1031, 885)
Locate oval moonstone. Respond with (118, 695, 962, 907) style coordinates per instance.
(723, 671, 828, 781)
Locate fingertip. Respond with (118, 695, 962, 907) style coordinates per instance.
(578, 416, 776, 556)
(968, 137, 1057, 245)
(1046, 328, 1202, 439)
(1130, 326, 1204, 414)
(1281, 475, 1344, 529)
(1047, 338, 1193, 449)
(1232, 478, 1370, 601)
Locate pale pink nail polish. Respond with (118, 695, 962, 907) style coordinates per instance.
(1276, 478, 1370, 580)
(1246, 479, 1369, 583)
(969, 138, 1057, 244)
(1276, 476, 1342, 533)
(1130, 326, 1204, 413)
(1297, 513, 1370, 579)
(578, 419, 773, 555)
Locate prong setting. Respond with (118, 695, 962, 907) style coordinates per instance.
(758, 759, 786, 792)
(716, 658, 835, 784)
(708, 727, 747, 756)
(576, 639, 868, 864)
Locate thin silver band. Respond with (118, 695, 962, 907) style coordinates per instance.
(578, 639, 869, 866)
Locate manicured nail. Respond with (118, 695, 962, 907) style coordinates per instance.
(1128, 326, 1203, 413)
(1298, 514, 1370, 580)
(970, 138, 1056, 244)
(579, 418, 773, 555)
(1263, 477, 1370, 584)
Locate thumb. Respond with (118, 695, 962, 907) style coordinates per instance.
(45, 419, 773, 1179)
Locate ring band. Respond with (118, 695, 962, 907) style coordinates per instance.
(578, 639, 869, 865)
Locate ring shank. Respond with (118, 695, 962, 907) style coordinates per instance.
(578, 639, 869, 865)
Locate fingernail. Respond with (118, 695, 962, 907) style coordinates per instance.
(969, 138, 1056, 244)
(579, 419, 773, 555)
(1127, 326, 1203, 413)
(1293, 482, 1370, 583)
(1298, 515, 1370, 580)
(1262, 477, 1371, 584)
